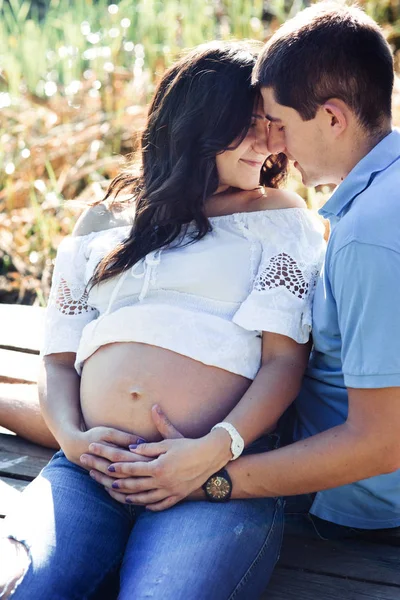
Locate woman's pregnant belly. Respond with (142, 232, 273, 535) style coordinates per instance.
(80, 342, 251, 440)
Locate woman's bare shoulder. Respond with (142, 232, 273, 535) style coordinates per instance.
(72, 202, 134, 237)
(259, 188, 307, 211)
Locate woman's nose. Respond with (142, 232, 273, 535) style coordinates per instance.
(253, 123, 269, 155)
(266, 127, 285, 154)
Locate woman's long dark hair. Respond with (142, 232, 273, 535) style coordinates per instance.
(90, 41, 287, 287)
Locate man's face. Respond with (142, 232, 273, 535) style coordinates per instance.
(261, 87, 339, 187)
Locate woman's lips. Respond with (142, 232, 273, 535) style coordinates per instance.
(240, 159, 263, 168)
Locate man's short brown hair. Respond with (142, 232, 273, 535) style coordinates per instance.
(253, 2, 394, 133)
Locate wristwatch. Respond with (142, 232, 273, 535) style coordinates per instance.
(202, 468, 232, 503)
(211, 422, 244, 460)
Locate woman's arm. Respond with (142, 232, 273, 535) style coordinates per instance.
(39, 352, 144, 467)
(39, 203, 148, 466)
(218, 332, 310, 447)
(38, 352, 85, 452)
(84, 332, 310, 508)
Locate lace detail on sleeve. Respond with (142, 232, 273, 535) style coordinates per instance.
(232, 209, 326, 343)
(55, 277, 96, 316)
(255, 253, 313, 300)
(41, 234, 99, 357)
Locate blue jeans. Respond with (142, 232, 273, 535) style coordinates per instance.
(2, 438, 283, 600)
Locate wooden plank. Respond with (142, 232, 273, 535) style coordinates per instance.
(0, 304, 44, 353)
(0, 433, 54, 461)
(0, 448, 49, 480)
(266, 567, 400, 599)
(279, 535, 400, 586)
(0, 348, 40, 383)
(0, 433, 53, 480)
(0, 475, 28, 492)
(0, 476, 29, 518)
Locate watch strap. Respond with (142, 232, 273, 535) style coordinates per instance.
(211, 421, 244, 460)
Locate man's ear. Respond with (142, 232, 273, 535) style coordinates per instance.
(322, 99, 349, 137)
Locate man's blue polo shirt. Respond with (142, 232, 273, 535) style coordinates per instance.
(294, 129, 400, 528)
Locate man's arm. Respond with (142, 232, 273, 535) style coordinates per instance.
(228, 386, 400, 498)
(205, 241, 400, 498)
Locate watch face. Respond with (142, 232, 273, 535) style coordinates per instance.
(206, 475, 231, 500)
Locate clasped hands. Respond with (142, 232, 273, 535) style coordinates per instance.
(78, 405, 231, 511)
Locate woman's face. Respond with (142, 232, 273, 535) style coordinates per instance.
(215, 103, 270, 192)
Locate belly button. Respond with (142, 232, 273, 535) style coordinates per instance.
(129, 387, 142, 400)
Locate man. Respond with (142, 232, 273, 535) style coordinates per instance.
(123, 1, 400, 540)
(245, 1, 400, 537)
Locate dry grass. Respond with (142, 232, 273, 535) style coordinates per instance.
(0, 90, 147, 303)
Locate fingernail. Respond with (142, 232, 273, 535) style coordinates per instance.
(155, 404, 162, 414)
(129, 444, 138, 450)
(89, 471, 95, 478)
(112, 482, 119, 489)
(136, 438, 146, 445)
(126, 498, 133, 504)
(108, 465, 115, 472)
(80, 456, 87, 464)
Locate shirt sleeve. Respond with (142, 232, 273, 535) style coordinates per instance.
(331, 241, 400, 388)
(233, 209, 325, 343)
(41, 234, 99, 357)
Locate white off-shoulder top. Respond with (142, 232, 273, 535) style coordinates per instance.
(42, 208, 325, 379)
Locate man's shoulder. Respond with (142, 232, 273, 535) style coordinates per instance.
(329, 163, 400, 257)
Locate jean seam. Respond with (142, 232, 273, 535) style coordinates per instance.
(76, 502, 137, 600)
(228, 498, 284, 600)
(71, 552, 124, 600)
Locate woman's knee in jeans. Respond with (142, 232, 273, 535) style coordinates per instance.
(0, 538, 30, 599)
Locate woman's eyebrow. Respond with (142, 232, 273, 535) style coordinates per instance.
(251, 114, 266, 120)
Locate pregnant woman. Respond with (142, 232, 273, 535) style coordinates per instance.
(0, 41, 325, 599)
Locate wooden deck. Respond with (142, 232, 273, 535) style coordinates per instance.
(1, 303, 400, 599)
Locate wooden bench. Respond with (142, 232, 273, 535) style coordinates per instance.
(1, 303, 399, 599)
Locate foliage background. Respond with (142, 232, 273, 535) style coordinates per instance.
(1, 0, 400, 304)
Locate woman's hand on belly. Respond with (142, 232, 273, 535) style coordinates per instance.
(86, 405, 233, 510)
(62, 426, 147, 471)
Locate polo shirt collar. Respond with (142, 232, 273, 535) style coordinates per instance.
(319, 129, 400, 220)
